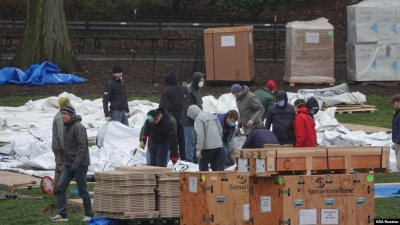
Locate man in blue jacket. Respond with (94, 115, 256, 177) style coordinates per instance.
(242, 125, 279, 148)
(214, 110, 239, 170)
(265, 90, 295, 145)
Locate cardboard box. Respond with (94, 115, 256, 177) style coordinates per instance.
(203, 26, 254, 83)
(347, 6, 378, 43)
(249, 174, 374, 225)
(376, 41, 397, 80)
(284, 18, 335, 83)
(346, 43, 377, 81)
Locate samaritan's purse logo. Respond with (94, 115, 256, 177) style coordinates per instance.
(229, 175, 248, 190)
(308, 177, 354, 196)
(315, 178, 325, 188)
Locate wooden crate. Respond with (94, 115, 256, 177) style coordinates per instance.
(249, 174, 375, 225)
(245, 146, 389, 177)
(180, 171, 251, 225)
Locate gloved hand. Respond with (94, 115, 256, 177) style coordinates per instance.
(105, 117, 111, 121)
(392, 143, 400, 151)
(142, 136, 147, 145)
(171, 157, 178, 164)
(140, 141, 145, 149)
(196, 150, 202, 159)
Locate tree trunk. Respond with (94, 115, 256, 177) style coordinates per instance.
(10, 0, 82, 73)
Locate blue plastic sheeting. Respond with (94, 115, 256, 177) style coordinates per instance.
(0, 61, 84, 85)
(88, 217, 116, 225)
(374, 184, 400, 198)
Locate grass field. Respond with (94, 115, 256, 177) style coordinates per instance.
(0, 94, 398, 223)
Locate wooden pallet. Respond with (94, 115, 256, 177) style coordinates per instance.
(321, 104, 377, 114)
(283, 77, 335, 87)
(353, 81, 400, 86)
(235, 146, 389, 177)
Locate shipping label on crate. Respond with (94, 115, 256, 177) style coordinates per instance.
(256, 159, 265, 173)
(238, 158, 248, 172)
(189, 176, 197, 193)
(243, 204, 250, 221)
(306, 32, 319, 43)
(221, 35, 235, 47)
(299, 209, 317, 225)
(321, 209, 339, 225)
(260, 196, 271, 213)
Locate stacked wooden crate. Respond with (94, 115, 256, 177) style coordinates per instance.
(233, 145, 389, 225)
(156, 171, 180, 218)
(93, 170, 159, 219)
(179, 171, 252, 225)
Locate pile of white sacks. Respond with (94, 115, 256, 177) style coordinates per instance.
(0, 84, 396, 179)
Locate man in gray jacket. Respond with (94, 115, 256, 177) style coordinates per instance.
(231, 84, 265, 136)
(52, 97, 70, 197)
(49, 106, 93, 222)
(187, 105, 223, 171)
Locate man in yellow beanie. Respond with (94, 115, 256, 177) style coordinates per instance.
(52, 96, 70, 198)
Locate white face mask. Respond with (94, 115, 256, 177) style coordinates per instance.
(198, 81, 204, 88)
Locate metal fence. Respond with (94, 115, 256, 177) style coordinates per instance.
(0, 15, 348, 77)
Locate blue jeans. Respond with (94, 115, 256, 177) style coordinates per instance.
(146, 144, 151, 165)
(111, 110, 129, 126)
(199, 148, 222, 171)
(183, 125, 197, 163)
(217, 142, 227, 170)
(57, 164, 93, 218)
(148, 141, 170, 167)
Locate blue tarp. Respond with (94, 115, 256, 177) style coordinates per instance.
(0, 61, 84, 85)
(375, 184, 400, 198)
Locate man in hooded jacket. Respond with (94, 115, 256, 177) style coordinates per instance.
(265, 90, 295, 145)
(49, 106, 93, 222)
(293, 101, 317, 147)
(231, 84, 264, 136)
(181, 72, 205, 163)
(187, 105, 223, 171)
(242, 125, 279, 148)
(159, 71, 187, 161)
(141, 107, 179, 167)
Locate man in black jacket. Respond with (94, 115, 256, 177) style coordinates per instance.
(180, 72, 205, 163)
(141, 108, 179, 167)
(49, 106, 93, 222)
(102, 64, 130, 126)
(242, 125, 279, 148)
(159, 72, 187, 161)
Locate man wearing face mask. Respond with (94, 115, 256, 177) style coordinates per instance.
(306, 97, 320, 119)
(254, 80, 277, 123)
(265, 90, 295, 145)
(231, 84, 265, 136)
(181, 72, 205, 163)
(214, 110, 239, 170)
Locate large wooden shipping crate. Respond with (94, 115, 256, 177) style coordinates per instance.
(180, 171, 251, 225)
(235, 146, 390, 176)
(249, 174, 375, 225)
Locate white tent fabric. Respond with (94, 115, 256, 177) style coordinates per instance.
(0, 89, 397, 178)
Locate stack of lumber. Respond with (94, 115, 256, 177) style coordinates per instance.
(156, 171, 180, 218)
(321, 104, 377, 114)
(93, 170, 159, 219)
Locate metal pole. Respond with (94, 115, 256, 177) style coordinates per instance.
(132, 8, 137, 61)
(274, 15, 277, 61)
(152, 42, 157, 84)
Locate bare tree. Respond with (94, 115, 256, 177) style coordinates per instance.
(10, 0, 82, 73)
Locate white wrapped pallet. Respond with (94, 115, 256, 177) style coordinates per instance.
(376, 41, 398, 80)
(284, 18, 334, 85)
(346, 43, 377, 81)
